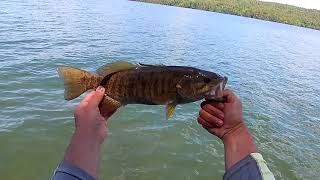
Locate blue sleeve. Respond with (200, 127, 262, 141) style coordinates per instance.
(223, 153, 275, 180)
(52, 161, 95, 180)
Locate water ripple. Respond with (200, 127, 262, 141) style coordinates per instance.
(0, 0, 320, 179)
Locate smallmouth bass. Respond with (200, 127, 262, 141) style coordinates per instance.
(58, 61, 227, 119)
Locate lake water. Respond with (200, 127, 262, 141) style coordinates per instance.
(1, 0, 320, 179)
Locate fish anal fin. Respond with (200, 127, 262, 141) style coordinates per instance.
(99, 95, 122, 118)
(166, 102, 177, 120)
(97, 61, 138, 77)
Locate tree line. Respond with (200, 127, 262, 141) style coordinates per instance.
(132, 0, 320, 30)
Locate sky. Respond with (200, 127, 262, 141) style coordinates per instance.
(260, 0, 320, 10)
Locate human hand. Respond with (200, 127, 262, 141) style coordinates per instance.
(198, 90, 257, 170)
(198, 89, 245, 140)
(73, 86, 114, 144)
(64, 86, 115, 178)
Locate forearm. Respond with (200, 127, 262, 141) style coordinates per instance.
(223, 123, 257, 170)
(63, 132, 102, 179)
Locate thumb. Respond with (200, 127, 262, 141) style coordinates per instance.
(90, 86, 105, 108)
(223, 89, 236, 103)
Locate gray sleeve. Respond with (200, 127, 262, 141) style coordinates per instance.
(223, 153, 275, 180)
(52, 161, 95, 180)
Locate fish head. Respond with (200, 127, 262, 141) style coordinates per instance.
(176, 69, 227, 102)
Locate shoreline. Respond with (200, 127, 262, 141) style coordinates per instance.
(131, 0, 320, 31)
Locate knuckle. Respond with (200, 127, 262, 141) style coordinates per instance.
(203, 105, 211, 113)
(75, 106, 82, 114)
(81, 101, 89, 108)
(197, 117, 201, 124)
(197, 117, 202, 124)
(211, 117, 221, 126)
(90, 94, 97, 101)
(75, 103, 89, 116)
(199, 109, 204, 116)
(207, 106, 216, 114)
(207, 117, 215, 124)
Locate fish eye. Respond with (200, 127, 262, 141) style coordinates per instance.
(203, 78, 211, 83)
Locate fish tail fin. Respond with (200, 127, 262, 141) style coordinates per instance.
(58, 66, 102, 100)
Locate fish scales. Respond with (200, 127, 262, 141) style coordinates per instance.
(124, 72, 134, 101)
(138, 70, 145, 101)
(58, 61, 228, 119)
(104, 67, 182, 104)
(111, 73, 119, 98)
(150, 71, 156, 100)
(158, 69, 166, 95)
(162, 71, 168, 94)
(118, 72, 129, 101)
(108, 73, 120, 99)
(104, 69, 140, 104)
(105, 73, 115, 96)
(140, 67, 172, 104)
(121, 72, 132, 101)
(137, 69, 154, 104)
(110, 71, 131, 102)
(147, 71, 157, 103)
(125, 72, 134, 99)
(144, 71, 153, 102)
(105, 72, 119, 100)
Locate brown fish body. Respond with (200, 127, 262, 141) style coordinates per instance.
(102, 66, 198, 105)
(58, 61, 227, 119)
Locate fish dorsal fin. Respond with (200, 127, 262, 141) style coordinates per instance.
(139, 63, 165, 67)
(166, 102, 177, 120)
(97, 61, 138, 77)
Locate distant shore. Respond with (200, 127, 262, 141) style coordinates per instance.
(131, 0, 320, 30)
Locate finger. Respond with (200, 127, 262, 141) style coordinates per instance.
(89, 86, 105, 108)
(213, 103, 224, 110)
(197, 116, 215, 128)
(202, 124, 215, 132)
(202, 104, 224, 119)
(201, 101, 224, 110)
(201, 101, 211, 108)
(223, 89, 236, 103)
(199, 109, 223, 127)
(78, 91, 96, 108)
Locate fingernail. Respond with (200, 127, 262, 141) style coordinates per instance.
(219, 114, 224, 119)
(97, 86, 105, 93)
(218, 121, 223, 126)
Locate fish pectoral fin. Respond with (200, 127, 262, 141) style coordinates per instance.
(96, 60, 139, 77)
(166, 102, 177, 120)
(99, 95, 122, 119)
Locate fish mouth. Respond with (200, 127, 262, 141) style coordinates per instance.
(205, 77, 228, 102)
